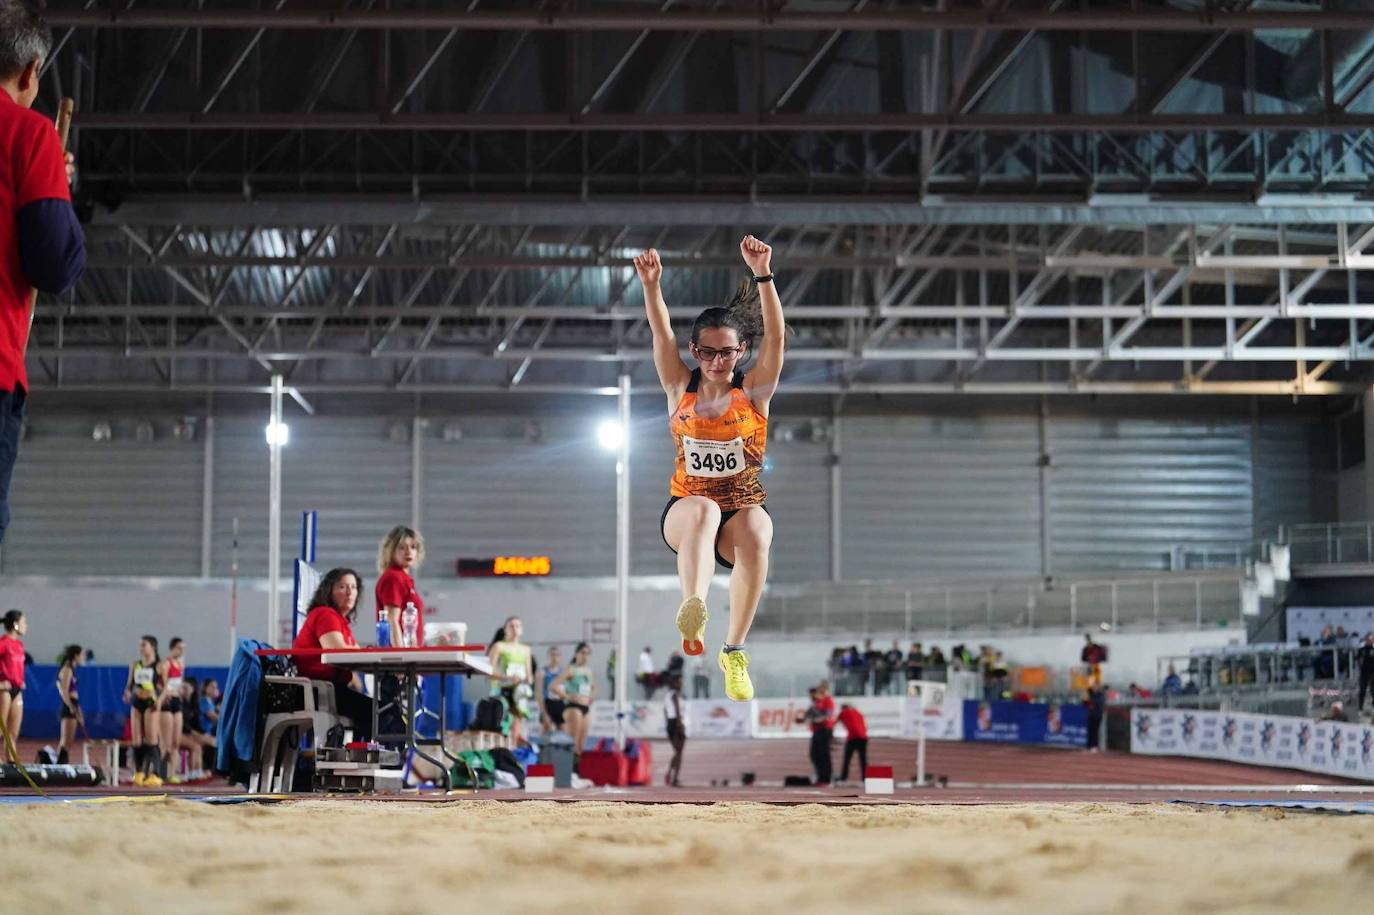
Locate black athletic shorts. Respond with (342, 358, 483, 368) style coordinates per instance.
(60, 701, 80, 720)
(564, 701, 590, 716)
(544, 697, 566, 727)
(132, 696, 156, 712)
(164, 697, 182, 715)
(7, 686, 21, 700)
(660, 496, 770, 570)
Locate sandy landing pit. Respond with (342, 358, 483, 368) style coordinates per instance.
(3, 799, 1370, 914)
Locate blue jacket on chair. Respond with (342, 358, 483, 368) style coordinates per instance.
(216, 638, 267, 782)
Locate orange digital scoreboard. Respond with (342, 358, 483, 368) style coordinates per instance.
(456, 556, 553, 577)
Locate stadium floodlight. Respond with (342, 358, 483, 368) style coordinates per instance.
(597, 419, 624, 451)
(265, 421, 290, 447)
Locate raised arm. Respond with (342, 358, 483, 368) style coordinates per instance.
(634, 248, 692, 405)
(740, 235, 783, 412)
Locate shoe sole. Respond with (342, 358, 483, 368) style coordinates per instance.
(676, 596, 708, 656)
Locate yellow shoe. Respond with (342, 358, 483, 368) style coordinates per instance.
(676, 596, 708, 656)
(132, 772, 146, 787)
(143, 773, 163, 788)
(718, 647, 754, 702)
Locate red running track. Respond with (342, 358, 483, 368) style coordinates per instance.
(5, 737, 1369, 806)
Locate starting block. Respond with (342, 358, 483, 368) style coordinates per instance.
(864, 765, 894, 795)
(526, 763, 555, 793)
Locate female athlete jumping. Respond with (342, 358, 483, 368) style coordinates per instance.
(634, 235, 784, 702)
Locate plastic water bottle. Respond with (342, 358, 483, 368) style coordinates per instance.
(401, 602, 419, 648)
(375, 614, 391, 648)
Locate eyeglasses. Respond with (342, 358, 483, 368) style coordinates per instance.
(693, 344, 744, 362)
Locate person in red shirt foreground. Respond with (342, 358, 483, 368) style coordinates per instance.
(834, 702, 869, 786)
(795, 680, 835, 785)
(293, 567, 374, 741)
(0, 4, 86, 544)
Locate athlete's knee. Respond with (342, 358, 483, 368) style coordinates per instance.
(679, 496, 722, 527)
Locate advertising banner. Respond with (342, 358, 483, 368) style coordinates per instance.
(1130, 708, 1374, 782)
(963, 700, 1089, 748)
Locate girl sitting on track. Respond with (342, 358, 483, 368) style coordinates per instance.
(157, 637, 186, 784)
(179, 677, 215, 780)
(487, 616, 534, 746)
(55, 643, 83, 764)
(0, 610, 27, 755)
(633, 235, 785, 702)
(293, 567, 375, 741)
(122, 635, 163, 786)
(551, 642, 596, 764)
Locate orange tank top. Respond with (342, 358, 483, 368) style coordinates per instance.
(669, 369, 768, 511)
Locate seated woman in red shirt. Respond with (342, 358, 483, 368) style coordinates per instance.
(292, 567, 374, 741)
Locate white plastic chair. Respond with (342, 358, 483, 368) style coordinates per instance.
(250, 677, 353, 793)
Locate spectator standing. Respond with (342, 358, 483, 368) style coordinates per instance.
(606, 648, 616, 700)
(539, 645, 565, 735)
(1081, 633, 1108, 687)
(663, 673, 687, 787)
(487, 617, 534, 746)
(551, 642, 596, 766)
(882, 640, 904, 695)
(861, 639, 882, 695)
(637, 646, 656, 699)
(1358, 634, 1374, 712)
(1085, 685, 1106, 752)
(0, 4, 86, 546)
(691, 653, 709, 699)
(0, 609, 26, 750)
(904, 642, 924, 688)
(1160, 664, 1183, 696)
(54, 643, 82, 764)
(834, 702, 869, 785)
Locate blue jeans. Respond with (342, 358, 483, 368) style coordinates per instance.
(0, 387, 25, 543)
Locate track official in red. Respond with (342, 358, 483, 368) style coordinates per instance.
(0, 3, 85, 543)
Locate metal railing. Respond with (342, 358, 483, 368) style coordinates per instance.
(754, 571, 1241, 638)
(1158, 643, 1366, 696)
(1281, 521, 1374, 567)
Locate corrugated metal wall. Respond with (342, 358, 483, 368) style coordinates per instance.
(4, 417, 203, 576)
(0, 403, 1340, 583)
(1048, 416, 1255, 573)
(840, 416, 1044, 579)
(1253, 418, 1338, 540)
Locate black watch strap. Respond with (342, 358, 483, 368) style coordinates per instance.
(752, 273, 774, 284)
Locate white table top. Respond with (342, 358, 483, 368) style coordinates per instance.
(319, 647, 493, 676)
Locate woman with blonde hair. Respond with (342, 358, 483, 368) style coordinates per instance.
(375, 525, 425, 646)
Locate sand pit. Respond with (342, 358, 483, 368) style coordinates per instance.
(2, 799, 1370, 913)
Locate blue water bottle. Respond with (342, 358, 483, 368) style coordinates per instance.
(375, 614, 391, 648)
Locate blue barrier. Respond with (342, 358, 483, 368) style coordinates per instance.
(18, 664, 470, 741)
(962, 699, 1089, 748)
(18, 665, 230, 740)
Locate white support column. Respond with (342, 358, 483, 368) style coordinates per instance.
(614, 373, 631, 753)
(411, 415, 424, 530)
(267, 373, 284, 647)
(831, 413, 843, 582)
(200, 414, 215, 578)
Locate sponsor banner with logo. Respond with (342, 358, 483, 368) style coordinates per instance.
(754, 697, 826, 738)
(962, 700, 1089, 748)
(586, 701, 666, 739)
(901, 692, 965, 741)
(686, 699, 753, 739)
(582, 697, 967, 740)
(1130, 708, 1374, 782)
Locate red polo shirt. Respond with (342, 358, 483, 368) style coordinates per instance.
(0, 90, 70, 393)
(375, 564, 425, 645)
(292, 605, 357, 686)
(836, 705, 868, 740)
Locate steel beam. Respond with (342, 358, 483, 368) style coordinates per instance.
(41, 9, 1374, 32)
